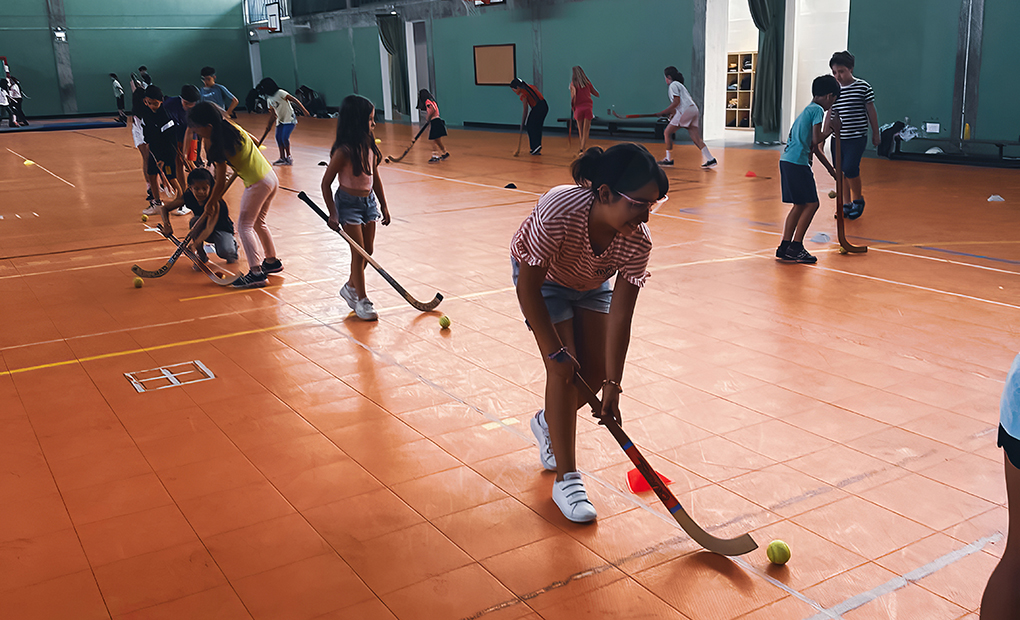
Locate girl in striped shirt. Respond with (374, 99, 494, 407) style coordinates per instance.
(511, 143, 668, 523)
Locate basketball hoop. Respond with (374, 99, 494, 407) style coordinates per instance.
(266, 2, 281, 32)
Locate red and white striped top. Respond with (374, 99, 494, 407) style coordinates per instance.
(511, 185, 652, 290)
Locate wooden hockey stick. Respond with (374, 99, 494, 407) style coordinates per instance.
(512, 127, 524, 157)
(607, 108, 660, 119)
(131, 125, 271, 278)
(153, 224, 238, 285)
(574, 374, 758, 556)
(385, 120, 430, 163)
(296, 192, 443, 312)
(833, 136, 867, 254)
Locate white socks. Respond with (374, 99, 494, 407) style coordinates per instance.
(664, 150, 672, 161)
(701, 146, 714, 161)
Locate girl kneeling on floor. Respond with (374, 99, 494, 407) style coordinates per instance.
(511, 143, 668, 523)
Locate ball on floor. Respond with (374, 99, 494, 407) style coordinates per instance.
(24, 160, 34, 166)
(766, 540, 791, 565)
(133, 277, 144, 288)
(141, 214, 149, 222)
(439, 315, 451, 329)
(375, 138, 381, 144)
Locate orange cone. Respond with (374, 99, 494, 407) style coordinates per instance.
(745, 170, 757, 177)
(627, 467, 672, 493)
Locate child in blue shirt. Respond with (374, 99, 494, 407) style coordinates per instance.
(776, 75, 841, 264)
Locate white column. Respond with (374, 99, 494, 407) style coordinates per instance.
(703, 0, 729, 141)
(249, 41, 263, 89)
(379, 36, 393, 121)
(781, 0, 798, 141)
(405, 20, 419, 123)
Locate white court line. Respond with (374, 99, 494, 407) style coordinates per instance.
(803, 533, 1002, 619)
(6, 148, 76, 188)
(872, 246, 1020, 276)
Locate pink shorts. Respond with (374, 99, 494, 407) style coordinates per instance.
(669, 106, 699, 129)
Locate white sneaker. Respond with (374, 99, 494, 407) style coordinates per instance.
(530, 410, 556, 471)
(339, 283, 358, 310)
(272, 158, 288, 166)
(172, 206, 191, 216)
(552, 472, 597, 523)
(142, 204, 160, 216)
(354, 297, 378, 321)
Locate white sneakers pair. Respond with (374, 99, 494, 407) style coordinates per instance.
(530, 410, 597, 523)
(339, 283, 378, 321)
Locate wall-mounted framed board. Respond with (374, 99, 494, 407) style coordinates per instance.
(474, 44, 516, 86)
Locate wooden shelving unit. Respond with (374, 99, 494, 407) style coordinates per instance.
(726, 52, 756, 130)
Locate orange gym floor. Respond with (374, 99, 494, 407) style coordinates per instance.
(1, 115, 1016, 619)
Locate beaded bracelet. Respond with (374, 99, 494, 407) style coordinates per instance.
(603, 379, 623, 392)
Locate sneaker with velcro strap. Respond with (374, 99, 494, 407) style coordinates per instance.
(228, 270, 268, 289)
(552, 472, 597, 523)
(530, 409, 556, 471)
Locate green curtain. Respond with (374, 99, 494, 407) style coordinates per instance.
(377, 15, 409, 116)
(748, 0, 783, 134)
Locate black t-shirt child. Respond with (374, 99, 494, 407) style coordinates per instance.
(142, 104, 177, 160)
(184, 190, 234, 234)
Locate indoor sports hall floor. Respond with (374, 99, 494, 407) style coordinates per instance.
(1, 115, 1016, 619)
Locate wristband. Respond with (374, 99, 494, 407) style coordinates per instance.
(547, 347, 571, 363)
(603, 379, 622, 392)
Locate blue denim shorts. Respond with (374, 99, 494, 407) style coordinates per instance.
(511, 258, 612, 325)
(335, 187, 381, 225)
(275, 122, 296, 147)
(833, 136, 867, 179)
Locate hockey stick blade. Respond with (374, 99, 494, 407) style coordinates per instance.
(833, 136, 867, 254)
(132, 233, 194, 278)
(575, 374, 758, 556)
(155, 225, 238, 285)
(387, 121, 430, 163)
(296, 192, 443, 312)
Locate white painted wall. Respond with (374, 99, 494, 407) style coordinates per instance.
(789, 0, 849, 135)
(405, 20, 419, 123)
(379, 36, 392, 121)
(703, 0, 729, 141)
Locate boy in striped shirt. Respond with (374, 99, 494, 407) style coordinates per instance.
(829, 51, 879, 220)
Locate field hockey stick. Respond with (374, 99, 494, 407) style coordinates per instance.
(624, 113, 661, 119)
(385, 120, 430, 163)
(833, 130, 867, 254)
(154, 224, 238, 285)
(607, 107, 623, 119)
(512, 125, 525, 157)
(573, 373, 758, 556)
(567, 105, 573, 149)
(132, 127, 270, 278)
(296, 192, 443, 312)
(147, 151, 177, 198)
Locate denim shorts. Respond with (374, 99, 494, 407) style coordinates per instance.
(999, 424, 1020, 470)
(511, 258, 612, 325)
(335, 187, 381, 225)
(833, 136, 867, 179)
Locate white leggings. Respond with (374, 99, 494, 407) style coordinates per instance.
(237, 170, 279, 270)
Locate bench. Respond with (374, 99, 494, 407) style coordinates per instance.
(556, 116, 668, 140)
(892, 135, 1020, 168)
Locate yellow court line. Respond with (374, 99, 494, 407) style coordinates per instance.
(1, 320, 314, 377)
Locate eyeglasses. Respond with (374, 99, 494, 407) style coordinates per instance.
(617, 192, 669, 213)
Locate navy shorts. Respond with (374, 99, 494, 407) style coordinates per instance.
(833, 136, 866, 179)
(779, 160, 818, 205)
(511, 258, 612, 325)
(146, 151, 177, 180)
(428, 118, 447, 141)
(335, 187, 380, 225)
(999, 424, 1020, 470)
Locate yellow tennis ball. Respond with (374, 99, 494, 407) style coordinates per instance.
(828, 190, 837, 199)
(766, 540, 791, 565)
(439, 315, 451, 329)
(375, 138, 381, 144)
(24, 160, 34, 166)
(141, 214, 149, 222)
(259, 145, 267, 150)
(133, 277, 144, 288)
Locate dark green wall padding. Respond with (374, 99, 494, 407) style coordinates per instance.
(1, 0, 249, 116)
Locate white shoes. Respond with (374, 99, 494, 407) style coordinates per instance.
(339, 283, 358, 310)
(530, 410, 556, 471)
(171, 206, 191, 216)
(552, 472, 597, 523)
(354, 298, 378, 321)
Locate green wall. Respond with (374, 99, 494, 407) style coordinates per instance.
(261, 25, 381, 111)
(432, 0, 695, 127)
(847, 0, 959, 137)
(974, 0, 1020, 141)
(0, 0, 248, 116)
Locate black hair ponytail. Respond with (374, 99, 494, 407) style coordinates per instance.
(570, 143, 668, 199)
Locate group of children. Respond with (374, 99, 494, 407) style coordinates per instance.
(0, 76, 27, 128)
